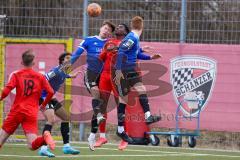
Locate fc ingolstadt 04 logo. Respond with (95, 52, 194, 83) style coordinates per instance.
(170, 55, 217, 117)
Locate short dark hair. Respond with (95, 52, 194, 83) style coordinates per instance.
(22, 49, 35, 67)
(59, 52, 71, 65)
(131, 16, 143, 30)
(102, 21, 116, 32)
(120, 23, 130, 35)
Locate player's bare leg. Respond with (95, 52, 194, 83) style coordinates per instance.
(0, 129, 10, 148)
(133, 82, 161, 124)
(55, 107, 80, 154)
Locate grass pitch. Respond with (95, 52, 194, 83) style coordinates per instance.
(0, 142, 240, 160)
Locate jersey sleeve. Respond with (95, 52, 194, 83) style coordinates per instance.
(119, 38, 135, 51)
(71, 39, 89, 64)
(115, 37, 136, 70)
(40, 75, 54, 108)
(137, 48, 151, 60)
(78, 39, 88, 50)
(0, 73, 17, 100)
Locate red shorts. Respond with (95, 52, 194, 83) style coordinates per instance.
(99, 72, 118, 97)
(2, 109, 38, 135)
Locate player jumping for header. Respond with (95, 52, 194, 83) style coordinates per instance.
(114, 16, 161, 144)
(70, 21, 115, 151)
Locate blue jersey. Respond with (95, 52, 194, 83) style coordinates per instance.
(71, 36, 107, 73)
(41, 66, 70, 98)
(116, 32, 150, 70)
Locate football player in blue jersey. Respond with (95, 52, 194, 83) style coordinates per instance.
(114, 16, 161, 143)
(70, 21, 115, 151)
(38, 52, 81, 157)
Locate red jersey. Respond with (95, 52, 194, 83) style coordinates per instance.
(99, 38, 121, 73)
(0, 68, 54, 114)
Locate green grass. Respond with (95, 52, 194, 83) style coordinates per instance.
(0, 142, 240, 160)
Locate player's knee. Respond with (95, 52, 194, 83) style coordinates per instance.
(47, 116, 55, 125)
(44, 109, 55, 124)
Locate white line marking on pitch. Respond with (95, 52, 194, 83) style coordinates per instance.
(4, 143, 240, 158)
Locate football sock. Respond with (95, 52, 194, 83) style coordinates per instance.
(117, 103, 126, 126)
(31, 136, 46, 150)
(99, 113, 107, 133)
(61, 122, 70, 144)
(139, 94, 150, 113)
(89, 132, 96, 140)
(92, 99, 102, 115)
(91, 115, 98, 134)
(42, 124, 52, 135)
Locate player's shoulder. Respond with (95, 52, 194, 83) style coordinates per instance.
(29, 70, 45, 79)
(36, 71, 45, 77)
(126, 32, 137, 40)
(8, 70, 21, 79)
(13, 69, 32, 76)
(80, 36, 97, 45)
(49, 66, 59, 71)
(11, 69, 21, 75)
(84, 36, 99, 41)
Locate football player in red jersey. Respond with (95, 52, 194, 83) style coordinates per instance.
(0, 50, 55, 151)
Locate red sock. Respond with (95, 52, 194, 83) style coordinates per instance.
(31, 136, 46, 150)
(0, 144, 2, 149)
(99, 113, 107, 133)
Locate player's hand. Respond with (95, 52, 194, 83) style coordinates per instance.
(151, 54, 162, 60)
(106, 43, 118, 51)
(114, 70, 124, 85)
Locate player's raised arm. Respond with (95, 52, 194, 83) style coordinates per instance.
(0, 73, 17, 100)
(70, 39, 88, 64)
(137, 47, 162, 60)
